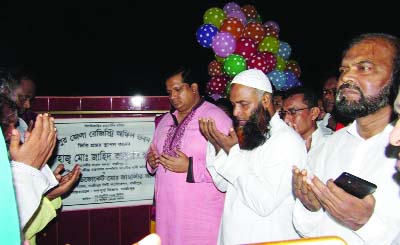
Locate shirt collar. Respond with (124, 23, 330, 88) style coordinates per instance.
(346, 120, 393, 140)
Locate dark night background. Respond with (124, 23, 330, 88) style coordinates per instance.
(0, 1, 398, 96)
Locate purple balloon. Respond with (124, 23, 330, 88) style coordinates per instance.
(223, 2, 242, 14)
(282, 71, 302, 90)
(227, 10, 247, 26)
(212, 32, 237, 58)
(263, 21, 280, 32)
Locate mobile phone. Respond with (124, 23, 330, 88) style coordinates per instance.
(333, 172, 377, 198)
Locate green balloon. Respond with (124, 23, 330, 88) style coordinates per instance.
(275, 56, 287, 71)
(258, 37, 280, 54)
(215, 54, 225, 63)
(256, 14, 263, 23)
(225, 81, 233, 96)
(223, 54, 247, 77)
(203, 7, 226, 29)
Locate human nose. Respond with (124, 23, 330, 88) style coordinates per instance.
(169, 90, 177, 100)
(338, 68, 356, 87)
(233, 105, 240, 118)
(283, 114, 293, 124)
(23, 99, 31, 109)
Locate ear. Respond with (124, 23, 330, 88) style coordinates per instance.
(190, 83, 199, 94)
(261, 93, 272, 110)
(310, 107, 320, 121)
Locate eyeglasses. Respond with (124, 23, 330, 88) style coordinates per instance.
(17, 94, 34, 103)
(279, 107, 310, 119)
(322, 88, 337, 96)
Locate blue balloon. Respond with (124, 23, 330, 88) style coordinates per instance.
(278, 41, 291, 60)
(196, 24, 219, 48)
(282, 71, 302, 90)
(267, 70, 286, 90)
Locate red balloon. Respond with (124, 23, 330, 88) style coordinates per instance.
(208, 60, 224, 77)
(260, 52, 277, 73)
(264, 26, 279, 39)
(242, 22, 265, 44)
(234, 37, 257, 61)
(220, 17, 244, 40)
(241, 5, 257, 19)
(247, 52, 276, 74)
(206, 76, 229, 96)
(286, 61, 301, 78)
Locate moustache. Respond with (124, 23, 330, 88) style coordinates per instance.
(336, 83, 363, 102)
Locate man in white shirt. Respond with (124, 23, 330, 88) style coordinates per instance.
(320, 75, 338, 131)
(199, 69, 307, 245)
(293, 33, 400, 244)
(281, 87, 332, 159)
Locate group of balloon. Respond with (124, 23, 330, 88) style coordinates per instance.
(196, 2, 302, 99)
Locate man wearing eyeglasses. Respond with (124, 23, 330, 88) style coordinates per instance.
(281, 87, 332, 158)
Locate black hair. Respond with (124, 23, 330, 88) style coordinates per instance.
(0, 94, 18, 120)
(273, 90, 284, 97)
(0, 67, 16, 97)
(165, 66, 205, 95)
(283, 86, 318, 108)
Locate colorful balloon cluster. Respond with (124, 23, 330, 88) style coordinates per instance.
(196, 2, 302, 99)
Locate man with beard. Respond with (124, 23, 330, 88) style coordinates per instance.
(292, 33, 400, 244)
(199, 69, 307, 245)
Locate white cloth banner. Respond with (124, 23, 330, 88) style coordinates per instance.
(52, 117, 155, 211)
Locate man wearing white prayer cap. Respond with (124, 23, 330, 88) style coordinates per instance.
(199, 68, 307, 244)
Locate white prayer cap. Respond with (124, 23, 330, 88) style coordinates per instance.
(231, 69, 272, 93)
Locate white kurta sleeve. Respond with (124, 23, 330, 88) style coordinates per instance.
(214, 135, 306, 217)
(206, 142, 228, 192)
(292, 198, 325, 237)
(11, 162, 57, 229)
(355, 202, 400, 243)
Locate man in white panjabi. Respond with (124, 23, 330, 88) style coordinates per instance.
(199, 69, 307, 245)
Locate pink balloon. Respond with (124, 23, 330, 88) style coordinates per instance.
(211, 32, 237, 58)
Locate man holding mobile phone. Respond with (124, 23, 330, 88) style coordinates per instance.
(292, 33, 400, 244)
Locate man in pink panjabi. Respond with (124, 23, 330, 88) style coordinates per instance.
(146, 68, 232, 245)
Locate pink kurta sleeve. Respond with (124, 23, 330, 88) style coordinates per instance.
(187, 103, 232, 183)
(145, 114, 167, 175)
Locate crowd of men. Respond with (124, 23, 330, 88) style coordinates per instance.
(0, 71, 81, 244)
(2, 32, 400, 244)
(200, 32, 400, 245)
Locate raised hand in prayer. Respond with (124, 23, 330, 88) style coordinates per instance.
(160, 149, 189, 173)
(46, 164, 81, 200)
(199, 118, 237, 154)
(308, 174, 375, 230)
(9, 113, 57, 169)
(292, 166, 321, 211)
(147, 143, 160, 170)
